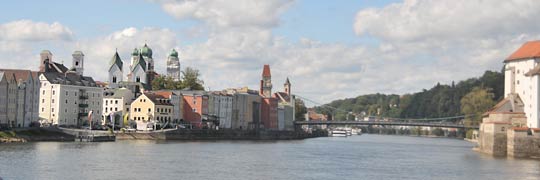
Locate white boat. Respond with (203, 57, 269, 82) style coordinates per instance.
(351, 129, 358, 135)
(331, 130, 348, 137)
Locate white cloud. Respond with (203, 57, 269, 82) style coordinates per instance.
(157, 0, 294, 28)
(0, 20, 74, 71)
(78, 27, 179, 81)
(354, 0, 540, 42)
(0, 20, 73, 41)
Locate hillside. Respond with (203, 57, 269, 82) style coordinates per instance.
(314, 70, 504, 120)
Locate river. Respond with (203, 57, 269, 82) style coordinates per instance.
(0, 134, 539, 180)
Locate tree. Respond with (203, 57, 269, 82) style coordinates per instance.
(182, 67, 204, 90)
(460, 87, 496, 127)
(295, 98, 307, 121)
(151, 67, 205, 91)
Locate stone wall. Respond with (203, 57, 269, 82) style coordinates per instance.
(507, 128, 540, 158)
(477, 122, 510, 156)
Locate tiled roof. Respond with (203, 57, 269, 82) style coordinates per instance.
(152, 91, 176, 98)
(109, 51, 123, 71)
(131, 53, 147, 72)
(262, 64, 271, 77)
(0, 69, 33, 83)
(505, 40, 540, 62)
(144, 93, 173, 106)
(274, 92, 291, 102)
(41, 72, 98, 87)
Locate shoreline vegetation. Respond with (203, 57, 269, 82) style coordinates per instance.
(357, 126, 466, 139)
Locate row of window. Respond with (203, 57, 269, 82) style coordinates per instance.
(132, 107, 172, 113)
(105, 100, 119, 105)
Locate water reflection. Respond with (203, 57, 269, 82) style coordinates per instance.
(0, 135, 539, 180)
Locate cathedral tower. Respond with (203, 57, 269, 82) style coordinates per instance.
(108, 50, 124, 88)
(166, 49, 181, 81)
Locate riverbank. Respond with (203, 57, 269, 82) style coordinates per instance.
(0, 128, 75, 143)
(116, 129, 327, 141)
(1, 128, 327, 143)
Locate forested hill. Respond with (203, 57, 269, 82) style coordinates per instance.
(314, 71, 504, 120)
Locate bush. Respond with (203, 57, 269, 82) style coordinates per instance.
(431, 128, 445, 136)
(465, 129, 474, 139)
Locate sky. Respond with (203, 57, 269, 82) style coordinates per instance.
(1, 0, 540, 106)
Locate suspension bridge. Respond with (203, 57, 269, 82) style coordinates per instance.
(293, 94, 479, 129)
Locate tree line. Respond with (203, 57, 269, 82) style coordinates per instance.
(314, 70, 503, 125)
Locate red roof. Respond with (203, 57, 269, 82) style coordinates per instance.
(153, 91, 175, 98)
(262, 64, 271, 77)
(505, 40, 540, 62)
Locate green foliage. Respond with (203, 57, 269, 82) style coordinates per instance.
(465, 129, 475, 139)
(182, 67, 205, 90)
(461, 87, 496, 127)
(151, 67, 205, 91)
(431, 128, 445, 136)
(295, 98, 307, 121)
(314, 70, 503, 120)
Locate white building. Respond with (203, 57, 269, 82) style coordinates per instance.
(38, 50, 103, 127)
(504, 40, 540, 128)
(102, 88, 134, 128)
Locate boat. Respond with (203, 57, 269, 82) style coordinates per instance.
(351, 129, 358, 135)
(330, 130, 348, 137)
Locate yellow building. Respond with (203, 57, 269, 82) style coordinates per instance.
(130, 93, 173, 130)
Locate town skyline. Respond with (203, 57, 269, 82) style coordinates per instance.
(1, 0, 540, 105)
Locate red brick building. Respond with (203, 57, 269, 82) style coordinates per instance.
(182, 92, 208, 128)
(259, 64, 279, 130)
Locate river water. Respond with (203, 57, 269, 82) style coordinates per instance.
(0, 134, 539, 180)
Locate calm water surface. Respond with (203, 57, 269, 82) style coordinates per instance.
(0, 134, 539, 180)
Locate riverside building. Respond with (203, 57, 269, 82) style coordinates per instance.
(38, 50, 102, 126)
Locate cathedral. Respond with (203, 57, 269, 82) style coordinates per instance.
(107, 43, 180, 89)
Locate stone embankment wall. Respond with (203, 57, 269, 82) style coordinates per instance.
(507, 128, 540, 158)
(478, 124, 540, 158)
(477, 123, 509, 156)
(116, 129, 326, 140)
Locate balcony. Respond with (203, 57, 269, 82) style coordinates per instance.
(78, 104, 89, 108)
(79, 95, 89, 99)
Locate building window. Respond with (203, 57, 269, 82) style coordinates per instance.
(115, 107, 118, 111)
(52, 99, 55, 103)
(52, 108, 54, 112)
(193, 108, 197, 112)
(66, 91, 68, 96)
(42, 99, 44, 103)
(148, 108, 151, 112)
(136, 77, 140, 83)
(112, 76, 117, 83)
(65, 100, 68, 104)
(52, 90, 55, 95)
(115, 100, 118, 104)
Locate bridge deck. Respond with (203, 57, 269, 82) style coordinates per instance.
(294, 121, 478, 129)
